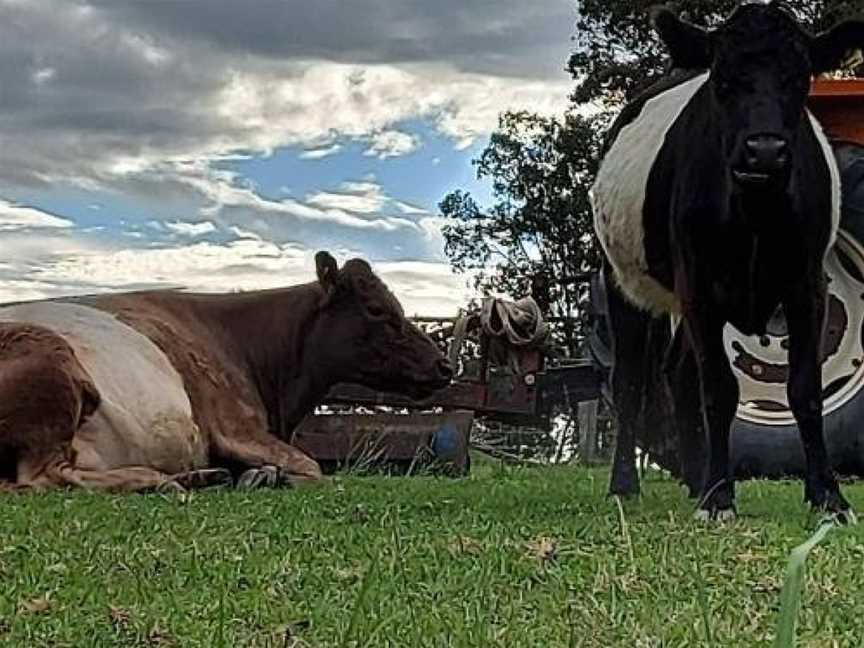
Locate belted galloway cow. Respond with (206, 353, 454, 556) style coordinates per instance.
(592, 2, 864, 520)
(0, 251, 452, 492)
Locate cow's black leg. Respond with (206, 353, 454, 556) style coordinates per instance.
(784, 276, 852, 519)
(663, 323, 706, 498)
(604, 264, 651, 497)
(683, 315, 739, 521)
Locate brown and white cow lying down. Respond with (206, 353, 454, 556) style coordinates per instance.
(0, 252, 452, 492)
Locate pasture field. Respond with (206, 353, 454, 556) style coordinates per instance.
(1, 463, 863, 647)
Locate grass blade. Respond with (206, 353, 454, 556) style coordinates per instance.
(693, 557, 714, 647)
(340, 555, 379, 648)
(773, 518, 837, 648)
(613, 496, 635, 570)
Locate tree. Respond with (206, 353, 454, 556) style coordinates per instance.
(439, 111, 605, 356)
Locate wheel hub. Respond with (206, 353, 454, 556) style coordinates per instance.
(725, 230, 864, 426)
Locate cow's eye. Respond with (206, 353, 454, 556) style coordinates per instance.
(367, 304, 386, 319)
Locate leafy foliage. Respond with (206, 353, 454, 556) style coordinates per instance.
(440, 111, 604, 355)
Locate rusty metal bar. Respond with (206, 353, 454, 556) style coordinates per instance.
(325, 380, 488, 411)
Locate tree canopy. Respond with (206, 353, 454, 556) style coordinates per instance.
(439, 111, 604, 355)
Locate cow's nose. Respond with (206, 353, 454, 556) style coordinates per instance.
(745, 135, 789, 173)
(436, 358, 454, 381)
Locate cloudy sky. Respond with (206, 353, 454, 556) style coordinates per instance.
(0, 0, 575, 315)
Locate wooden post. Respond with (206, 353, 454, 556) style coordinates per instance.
(578, 399, 599, 465)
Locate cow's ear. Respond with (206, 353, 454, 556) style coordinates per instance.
(315, 251, 340, 301)
(811, 20, 864, 74)
(650, 6, 713, 70)
(341, 259, 374, 303)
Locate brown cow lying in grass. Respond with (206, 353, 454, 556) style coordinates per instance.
(0, 251, 452, 492)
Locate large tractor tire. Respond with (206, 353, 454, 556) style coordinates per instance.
(588, 142, 864, 479)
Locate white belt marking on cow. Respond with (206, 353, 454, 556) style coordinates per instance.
(807, 109, 842, 253)
(0, 302, 207, 474)
(591, 72, 709, 315)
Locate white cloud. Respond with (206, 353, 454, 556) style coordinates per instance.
(0, 1, 573, 194)
(37, 239, 306, 289)
(0, 200, 74, 231)
(121, 32, 172, 67)
(363, 130, 421, 159)
(306, 181, 388, 214)
(394, 200, 429, 215)
(375, 260, 474, 317)
(417, 216, 448, 250)
(0, 231, 472, 316)
(299, 144, 342, 160)
(0, 0, 561, 316)
(0, 2, 574, 244)
(31, 66, 55, 85)
(211, 62, 570, 160)
(0, 230, 110, 303)
(129, 162, 418, 232)
(163, 220, 217, 237)
(89, 1, 575, 80)
(0, 280, 66, 305)
(229, 225, 262, 240)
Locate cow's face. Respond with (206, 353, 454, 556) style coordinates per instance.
(653, 2, 864, 188)
(311, 251, 453, 398)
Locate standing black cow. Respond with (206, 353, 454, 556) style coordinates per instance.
(592, 2, 864, 521)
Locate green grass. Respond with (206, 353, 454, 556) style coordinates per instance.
(1, 465, 863, 647)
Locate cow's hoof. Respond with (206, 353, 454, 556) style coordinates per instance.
(174, 468, 234, 490)
(693, 507, 737, 523)
(809, 491, 856, 525)
(238, 466, 284, 489)
(807, 487, 853, 520)
(0, 482, 30, 494)
(694, 479, 736, 523)
(156, 480, 187, 494)
(833, 508, 858, 526)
